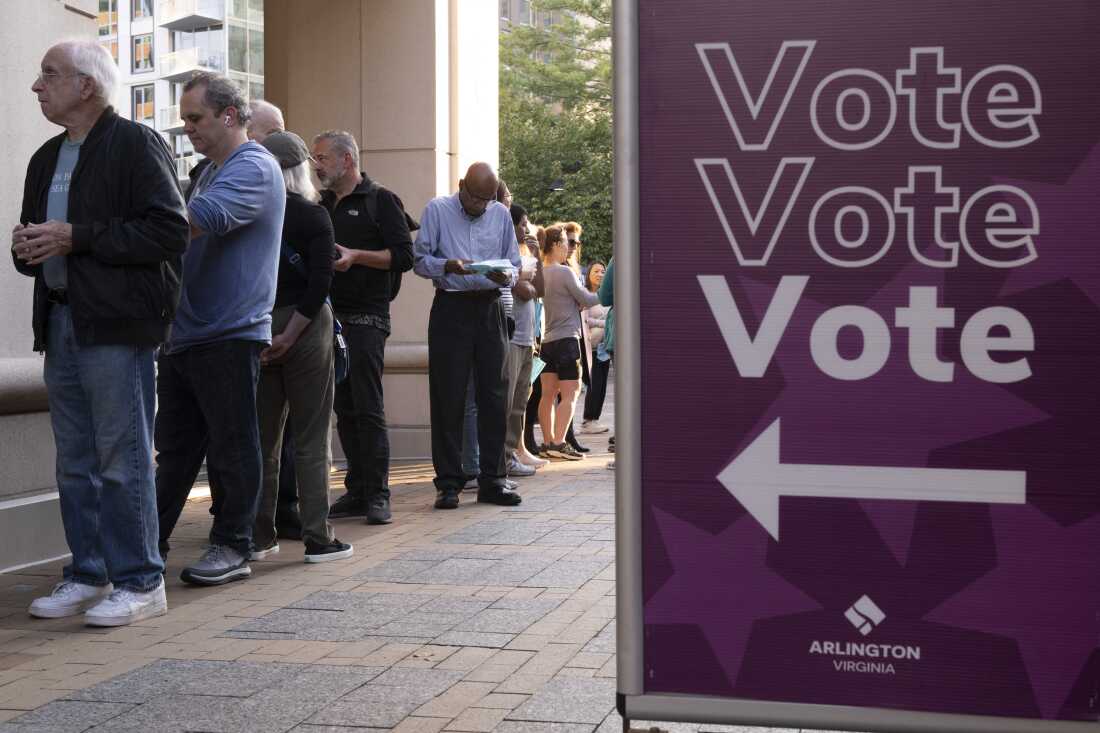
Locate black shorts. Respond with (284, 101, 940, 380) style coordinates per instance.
(540, 337, 581, 381)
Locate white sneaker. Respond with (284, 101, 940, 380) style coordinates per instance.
(29, 581, 113, 619)
(85, 582, 167, 627)
(516, 452, 548, 469)
(580, 420, 610, 435)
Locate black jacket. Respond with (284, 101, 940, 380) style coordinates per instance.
(13, 108, 189, 352)
(322, 174, 414, 316)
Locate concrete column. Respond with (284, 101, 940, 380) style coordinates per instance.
(265, 0, 499, 460)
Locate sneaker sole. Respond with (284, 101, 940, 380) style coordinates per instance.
(85, 599, 167, 627)
(304, 547, 355, 564)
(366, 516, 393, 525)
(180, 566, 252, 586)
(28, 599, 104, 619)
(546, 450, 583, 461)
(249, 546, 280, 561)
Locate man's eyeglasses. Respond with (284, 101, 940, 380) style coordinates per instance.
(35, 70, 83, 85)
(465, 189, 496, 205)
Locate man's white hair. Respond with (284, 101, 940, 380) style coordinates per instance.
(248, 99, 285, 130)
(55, 39, 119, 108)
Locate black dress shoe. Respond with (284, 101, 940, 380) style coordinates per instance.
(477, 486, 523, 506)
(367, 497, 393, 525)
(567, 437, 591, 453)
(434, 489, 460, 510)
(329, 493, 366, 518)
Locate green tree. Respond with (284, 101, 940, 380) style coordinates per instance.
(499, 0, 613, 265)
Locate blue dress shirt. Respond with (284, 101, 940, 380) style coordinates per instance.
(413, 194, 520, 291)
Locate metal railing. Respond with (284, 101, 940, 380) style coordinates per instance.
(159, 47, 225, 78)
(158, 0, 225, 27)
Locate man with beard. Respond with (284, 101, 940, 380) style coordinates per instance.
(413, 162, 522, 510)
(311, 131, 414, 525)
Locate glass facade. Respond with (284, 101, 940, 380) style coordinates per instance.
(132, 0, 153, 20)
(132, 34, 153, 72)
(132, 84, 154, 126)
(98, 0, 119, 62)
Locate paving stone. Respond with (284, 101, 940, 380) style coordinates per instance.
(581, 623, 615, 655)
(71, 659, 300, 703)
(418, 598, 494, 616)
(432, 632, 515, 649)
(367, 667, 467, 696)
(522, 561, 613, 589)
(446, 707, 509, 732)
(1, 701, 132, 733)
(509, 677, 615, 725)
(358, 561, 439, 581)
(456, 609, 544, 635)
(288, 726, 390, 733)
(307, 697, 425, 729)
(411, 559, 501, 585)
(493, 723, 595, 733)
(89, 694, 310, 733)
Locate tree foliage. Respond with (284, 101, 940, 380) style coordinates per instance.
(499, 0, 613, 265)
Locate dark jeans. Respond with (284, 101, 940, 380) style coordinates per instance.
(428, 290, 508, 493)
(278, 424, 298, 518)
(334, 321, 390, 502)
(583, 350, 611, 421)
(155, 340, 264, 557)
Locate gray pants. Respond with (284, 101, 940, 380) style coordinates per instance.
(255, 305, 335, 548)
(505, 343, 534, 454)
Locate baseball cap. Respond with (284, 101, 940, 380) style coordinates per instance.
(260, 131, 309, 169)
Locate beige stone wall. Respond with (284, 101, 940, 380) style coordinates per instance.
(0, 0, 98, 570)
(266, 0, 500, 459)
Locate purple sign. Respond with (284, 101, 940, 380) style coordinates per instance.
(636, 0, 1100, 725)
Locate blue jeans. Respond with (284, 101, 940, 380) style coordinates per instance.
(43, 305, 163, 592)
(155, 339, 263, 557)
(461, 370, 479, 478)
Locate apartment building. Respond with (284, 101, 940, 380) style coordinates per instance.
(96, 0, 264, 181)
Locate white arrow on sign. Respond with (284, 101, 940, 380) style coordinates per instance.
(719, 418, 1027, 541)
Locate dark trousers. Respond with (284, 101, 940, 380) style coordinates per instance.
(428, 290, 508, 493)
(155, 340, 264, 557)
(277, 425, 299, 517)
(583, 350, 611, 421)
(334, 322, 390, 501)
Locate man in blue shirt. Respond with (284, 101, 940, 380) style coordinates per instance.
(155, 72, 285, 585)
(414, 162, 522, 509)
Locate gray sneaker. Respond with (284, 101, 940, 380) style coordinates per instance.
(180, 545, 251, 586)
(507, 455, 536, 477)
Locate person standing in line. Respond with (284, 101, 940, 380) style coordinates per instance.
(413, 162, 522, 510)
(251, 131, 353, 563)
(155, 72, 285, 585)
(505, 204, 547, 472)
(312, 130, 414, 525)
(15, 39, 188, 625)
(537, 226, 600, 461)
(186, 98, 306, 542)
(460, 180, 526, 486)
(580, 261, 610, 434)
(599, 257, 616, 469)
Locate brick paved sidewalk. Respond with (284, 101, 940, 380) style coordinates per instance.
(0, 423, 850, 733)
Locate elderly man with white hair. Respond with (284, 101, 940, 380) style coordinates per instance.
(12, 40, 189, 625)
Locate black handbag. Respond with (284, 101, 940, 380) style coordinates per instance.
(279, 239, 349, 384)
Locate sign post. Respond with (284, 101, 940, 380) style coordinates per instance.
(615, 2, 1100, 731)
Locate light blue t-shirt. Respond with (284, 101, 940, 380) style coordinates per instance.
(166, 141, 285, 352)
(43, 138, 82, 290)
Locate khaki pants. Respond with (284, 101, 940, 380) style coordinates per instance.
(254, 305, 335, 548)
(505, 343, 534, 455)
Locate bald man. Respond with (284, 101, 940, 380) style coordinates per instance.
(246, 100, 284, 143)
(413, 163, 523, 509)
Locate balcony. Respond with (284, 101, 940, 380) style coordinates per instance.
(158, 0, 224, 32)
(159, 105, 185, 134)
(159, 47, 225, 82)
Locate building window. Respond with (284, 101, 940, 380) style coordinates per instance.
(132, 84, 154, 127)
(248, 28, 264, 76)
(132, 34, 153, 72)
(500, 0, 510, 20)
(249, 81, 264, 101)
(132, 0, 153, 20)
(98, 0, 118, 37)
(518, 0, 530, 24)
(228, 24, 247, 72)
